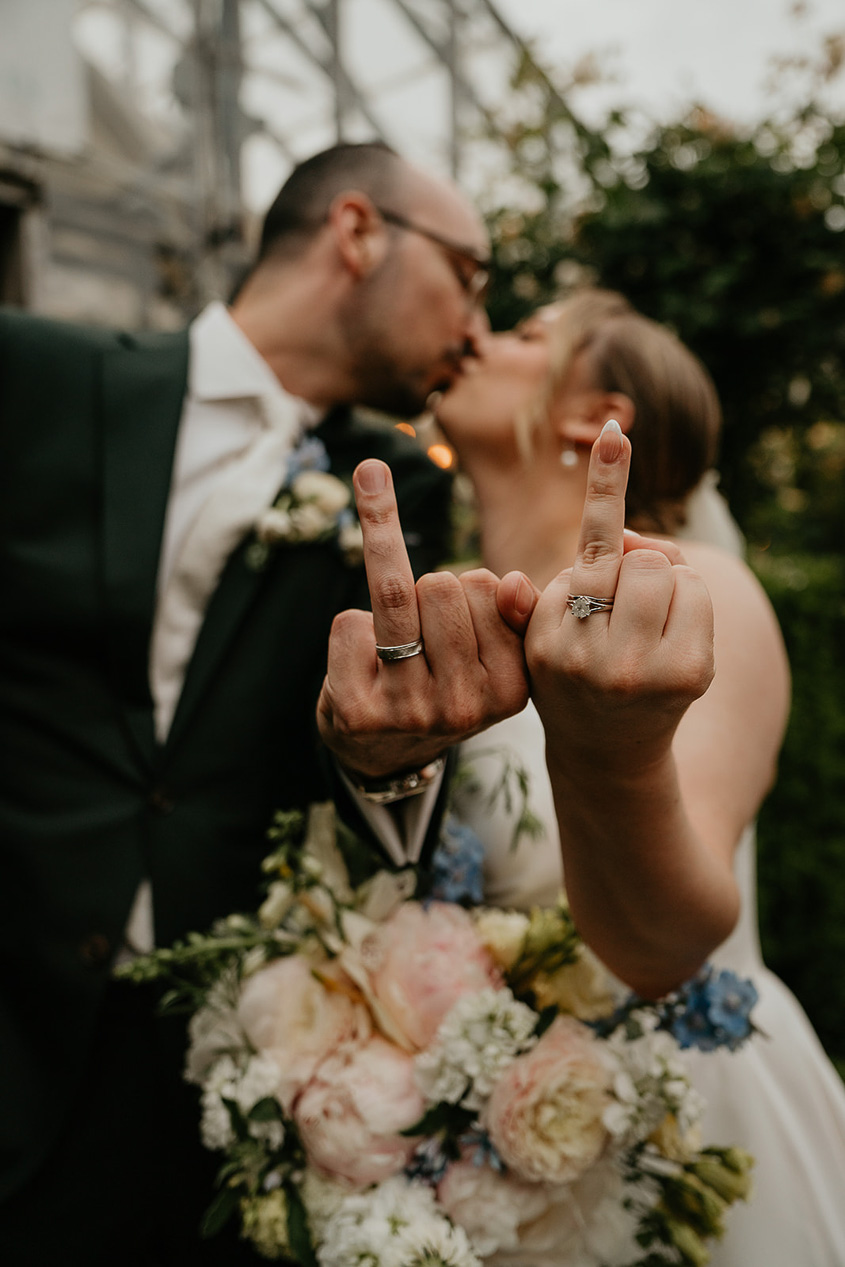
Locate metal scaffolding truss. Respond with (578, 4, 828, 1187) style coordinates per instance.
(75, 0, 583, 221)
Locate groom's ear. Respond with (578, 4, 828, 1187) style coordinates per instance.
(328, 192, 390, 279)
(556, 391, 635, 446)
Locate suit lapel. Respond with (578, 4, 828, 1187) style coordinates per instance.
(99, 328, 189, 771)
(161, 413, 360, 761)
(161, 533, 268, 758)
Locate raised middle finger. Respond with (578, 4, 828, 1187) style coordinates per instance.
(353, 459, 422, 659)
(564, 420, 630, 621)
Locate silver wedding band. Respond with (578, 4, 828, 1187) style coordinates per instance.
(566, 594, 615, 619)
(375, 638, 425, 662)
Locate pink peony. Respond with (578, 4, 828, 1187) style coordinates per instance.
(294, 1036, 424, 1187)
(237, 954, 370, 1113)
(362, 900, 500, 1050)
(484, 1015, 612, 1185)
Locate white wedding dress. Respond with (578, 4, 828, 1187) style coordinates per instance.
(453, 478, 845, 1267)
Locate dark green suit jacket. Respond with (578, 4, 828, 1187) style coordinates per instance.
(0, 309, 452, 1257)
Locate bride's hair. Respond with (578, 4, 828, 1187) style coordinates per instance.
(519, 289, 722, 534)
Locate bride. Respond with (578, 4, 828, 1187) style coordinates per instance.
(433, 289, 845, 1265)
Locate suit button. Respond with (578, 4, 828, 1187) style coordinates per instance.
(79, 933, 112, 968)
(148, 785, 175, 814)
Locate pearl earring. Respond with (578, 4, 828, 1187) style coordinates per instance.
(560, 443, 579, 469)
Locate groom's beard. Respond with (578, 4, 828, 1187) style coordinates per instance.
(339, 266, 466, 420)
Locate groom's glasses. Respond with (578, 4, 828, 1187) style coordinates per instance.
(375, 207, 491, 307)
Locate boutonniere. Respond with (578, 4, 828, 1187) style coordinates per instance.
(246, 435, 364, 572)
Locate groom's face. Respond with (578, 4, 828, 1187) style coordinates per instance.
(347, 175, 491, 418)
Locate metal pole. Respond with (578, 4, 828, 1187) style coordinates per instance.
(445, 0, 461, 179)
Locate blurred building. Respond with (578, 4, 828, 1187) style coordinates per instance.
(0, 0, 568, 329)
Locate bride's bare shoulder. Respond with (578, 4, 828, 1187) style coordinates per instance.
(672, 537, 790, 709)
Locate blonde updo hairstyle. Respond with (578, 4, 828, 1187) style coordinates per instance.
(516, 289, 722, 534)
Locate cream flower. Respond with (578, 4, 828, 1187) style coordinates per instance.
(472, 908, 530, 972)
(289, 501, 329, 540)
(292, 469, 351, 516)
(255, 506, 293, 543)
(237, 954, 370, 1113)
(529, 944, 616, 1020)
(484, 1016, 612, 1184)
(241, 1188, 291, 1260)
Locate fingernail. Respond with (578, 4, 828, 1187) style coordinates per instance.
(598, 418, 623, 462)
(357, 460, 386, 494)
(623, 527, 642, 540)
(514, 574, 534, 616)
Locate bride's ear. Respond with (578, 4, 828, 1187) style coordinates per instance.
(555, 392, 635, 446)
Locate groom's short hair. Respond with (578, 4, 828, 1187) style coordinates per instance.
(257, 141, 401, 262)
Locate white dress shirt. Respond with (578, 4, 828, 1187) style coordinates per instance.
(123, 303, 440, 955)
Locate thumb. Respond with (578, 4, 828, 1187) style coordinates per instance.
(496, 570, 541, 635)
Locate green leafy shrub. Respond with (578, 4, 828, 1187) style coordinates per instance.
(753, 551, 845, 1061)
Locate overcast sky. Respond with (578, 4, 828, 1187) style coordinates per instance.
(494, 0, 845, 126)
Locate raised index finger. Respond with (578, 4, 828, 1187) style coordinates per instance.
(566, 420, 630, 609)
(353, 459, 421, 652)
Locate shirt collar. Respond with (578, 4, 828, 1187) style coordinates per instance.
(188, 301, 288, 403)
(188, 302, 323, 429)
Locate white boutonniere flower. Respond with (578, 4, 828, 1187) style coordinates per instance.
(246, 435, 364, 571)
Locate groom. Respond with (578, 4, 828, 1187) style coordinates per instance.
(0, 142, 532, 1264)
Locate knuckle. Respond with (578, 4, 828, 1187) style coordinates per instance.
(372, 574, 416, 615)
(447, 701, 479, 735)
(329, 609, 363, 639)
(587, 472, 619, 503)
(459, 567, 498, 594)
(578, 537, 619, 569)
(417, 571, 462, 603)
(621, 549, 672, 575)
(359, 501, 396, 529)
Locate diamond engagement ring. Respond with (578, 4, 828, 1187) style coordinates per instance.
(375, 638, 425, 662)
(566, 594, 615, 619)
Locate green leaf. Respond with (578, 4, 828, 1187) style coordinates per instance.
(401, 1102, 476, 1138)
(200, 1184, 241, 1240)
(286, 1183, 318, 1267)
(249, 1096, 284, 1124)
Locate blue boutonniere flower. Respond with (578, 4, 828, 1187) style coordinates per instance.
(246, 435, 364, 571)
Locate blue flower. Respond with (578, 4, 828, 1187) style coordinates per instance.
(458, 1128, 505, 1172)
(669, 966, 758, 1052)
(286, 434, 331, 481)
(704, 969, 759, 1050)
(429, 815, 485, 905)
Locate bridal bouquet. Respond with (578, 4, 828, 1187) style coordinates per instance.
(118, 802, 757, 1267)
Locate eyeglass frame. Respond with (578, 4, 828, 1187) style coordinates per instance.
(374, 206, 492, 306)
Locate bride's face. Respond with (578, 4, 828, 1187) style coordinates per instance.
(434, 310, 556, 461)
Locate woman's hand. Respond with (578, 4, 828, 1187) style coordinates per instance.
(524, 420, 715, 777)
(507, 422, 739, 998)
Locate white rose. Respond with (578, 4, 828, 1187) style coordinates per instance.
(289, 502, 329, 540)
(338, 520, 364, 564)
(258, 880, 295, 929)
(293, 470, 350, 515)
(256, 506, 292, 543)
(437, 1158, 548, 1256)
(506, 1157, 640, 1266)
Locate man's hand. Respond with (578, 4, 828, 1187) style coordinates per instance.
(317, 458, 537, 779)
